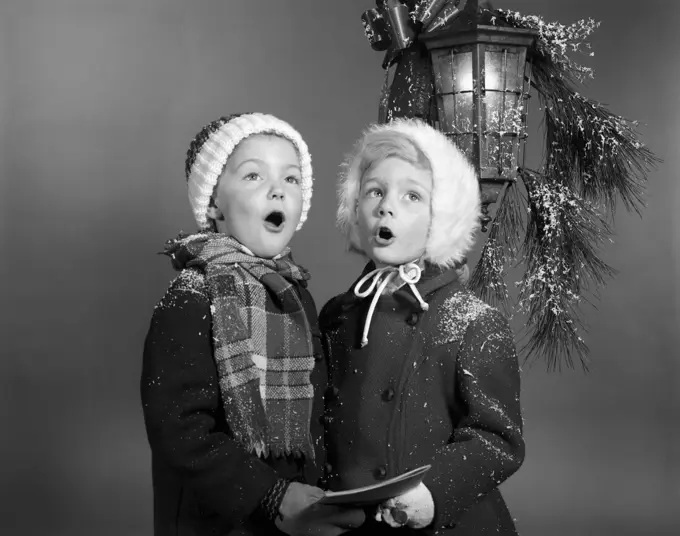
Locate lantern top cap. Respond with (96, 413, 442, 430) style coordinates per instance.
(420, 21, 538, 49)
(419, 1, 538, 49)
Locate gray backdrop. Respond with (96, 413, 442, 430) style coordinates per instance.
(1, 1, 678, 535)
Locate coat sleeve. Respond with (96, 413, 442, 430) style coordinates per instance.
(317, 297, 336, 360)
(317, 296, 342, 386)
(424, 307, 525, 529)
(140, 280, 279, 524)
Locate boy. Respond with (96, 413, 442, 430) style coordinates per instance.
(141, 113, 365, 536)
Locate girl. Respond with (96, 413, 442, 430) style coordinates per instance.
(319, 118, 525, 535)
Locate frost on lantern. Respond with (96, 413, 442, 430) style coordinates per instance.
(430, 46, 529, 174)
(495, 10, 600, 84)
(481, 54, 527, 172)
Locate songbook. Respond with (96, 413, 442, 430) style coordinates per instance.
(319, 465, 431, 506)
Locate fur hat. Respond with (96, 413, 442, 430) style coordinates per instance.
(185, 113, 313, 230)
(337, 118, 481, 268)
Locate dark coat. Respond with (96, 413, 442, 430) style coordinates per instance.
(141, 268, 327, 536)
(318, 263, 525, 536)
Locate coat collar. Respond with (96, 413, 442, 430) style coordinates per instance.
(336, 261, 463, 313)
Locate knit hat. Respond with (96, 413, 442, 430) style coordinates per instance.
(337, 118, 481, 268)
(185, 113, 313, 231)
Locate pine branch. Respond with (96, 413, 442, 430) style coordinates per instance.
(534, 60, 657, 215)
(470, 182, 527, 314)
(516, 168, 616, 370)
(493, 8, 660, 217)
(470, 233, 511, 314)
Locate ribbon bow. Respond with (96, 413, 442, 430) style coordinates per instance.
(362, 1, 470, 65)
(354, 263, 430, 348)
(361, 1, 477, 124)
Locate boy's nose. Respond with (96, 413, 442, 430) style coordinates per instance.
(268, 182, 285, 200)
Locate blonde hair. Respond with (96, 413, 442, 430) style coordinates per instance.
(356, 130, 432, 183)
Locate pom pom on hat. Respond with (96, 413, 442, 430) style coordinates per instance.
(185, 113, 313, 230)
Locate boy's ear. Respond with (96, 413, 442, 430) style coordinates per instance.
(207, 197, 225, 221)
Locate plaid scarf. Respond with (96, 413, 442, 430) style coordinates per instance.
(163, 232, 316, 459)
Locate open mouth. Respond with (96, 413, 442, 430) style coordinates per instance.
(375, 226, 395, 245)
(263, 210, 285, 231)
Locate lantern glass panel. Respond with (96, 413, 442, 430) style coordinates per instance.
(452, 51, 473, 93)
(451, 133, 475, 162)
(435, 94, 454, 132)
(435, 91, 474, 135)
(482, 92, 524, 133)
(485, 135, 515, 171)
(432, 49, 453, 94)
(484, 49, 523, 91)
(431, 48, 473, 94)
(480, 46, 528, 176)
(482, 91, 524, 173)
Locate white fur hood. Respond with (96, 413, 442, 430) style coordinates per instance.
(337, 118, 481, 268)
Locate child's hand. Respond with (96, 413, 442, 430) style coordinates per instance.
(376, 482, 434, 529)
(278, 482, 326, 519)
(276, 482, 365, 536)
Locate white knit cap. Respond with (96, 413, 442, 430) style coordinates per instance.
(337, 118, 481, 268)
(186, 113, 313, 230)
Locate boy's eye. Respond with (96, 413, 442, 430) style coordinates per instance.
(366, 188, 383, 198)
(407, 192, 421, 202)
(285, 175, 301, 185)
(244, 172, 261, 181)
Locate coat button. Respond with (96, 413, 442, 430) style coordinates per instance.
(325, 385, 340, 399)
(319, 414, 331, 425)
(406, 312, 419, 326)
(382, 387, 395, 402)
(324, 463, 333, 474)
(373, 466, 387, 480)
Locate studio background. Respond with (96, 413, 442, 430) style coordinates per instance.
(1, 1, 678, 535)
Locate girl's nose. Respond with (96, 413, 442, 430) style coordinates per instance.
(377, 197, 394, 217)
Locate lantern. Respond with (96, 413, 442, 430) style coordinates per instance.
(359, 1, 658, 366)
(420, 7, 537, 231)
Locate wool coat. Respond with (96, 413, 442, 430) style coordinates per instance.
(141, 268, 327, 536)
(318, 262, 525, 536)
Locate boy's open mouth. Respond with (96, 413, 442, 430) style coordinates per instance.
(375, 226, 395, 245)
(264, 210, 285, 231)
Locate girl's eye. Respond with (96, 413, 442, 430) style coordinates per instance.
(244, 172, 261, 181)
(366, 188, 383, 198)
(285, 175, 301, 185)
(407, 192, 421, 202)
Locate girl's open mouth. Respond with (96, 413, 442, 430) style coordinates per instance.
(375, 226, 395, 245)
(263, 210, 285, 232)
